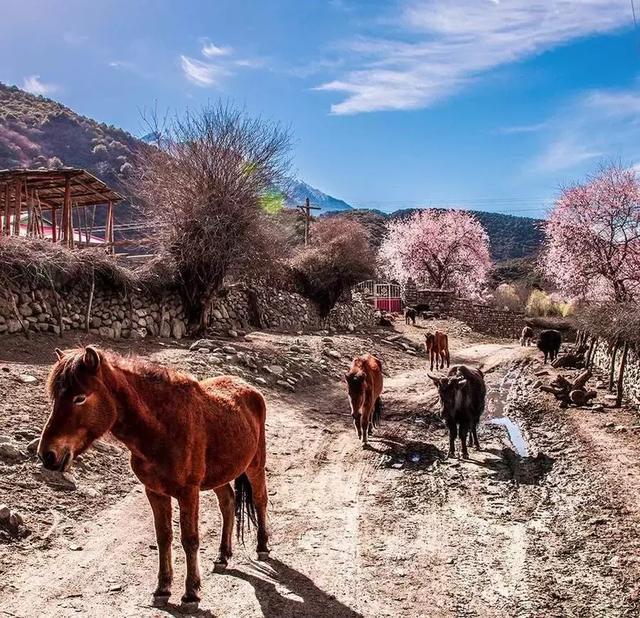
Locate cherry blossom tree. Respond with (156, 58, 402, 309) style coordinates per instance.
(541, 165, 640, 303)
(379, 209, 492, 298)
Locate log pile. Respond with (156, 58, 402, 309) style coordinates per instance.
(540, 369, 597, 406)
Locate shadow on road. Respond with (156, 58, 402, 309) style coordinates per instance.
(225, 558, 363, 618)
(471, 447, 555, 485)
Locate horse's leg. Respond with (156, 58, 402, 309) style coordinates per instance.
(360, 408, 370, 447)
(352, 412, 362, 440)
(430, 351, 435, 371)
(177, 487, 201, 611)
(472, 422, 481, 450)
(213, 483, 234, 571)
(245, 464, 270, 560)
(145, 488, 173, 606)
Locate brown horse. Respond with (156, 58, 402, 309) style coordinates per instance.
(38, 346, 269, 612)
(425, 331, 450, 371)
(345, 354, 383, 447)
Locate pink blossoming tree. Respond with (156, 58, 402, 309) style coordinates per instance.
(541, 165, 640, 303)
(379, 209, 492, 298)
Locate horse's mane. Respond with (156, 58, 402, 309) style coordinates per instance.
(48, 348, 197, 399)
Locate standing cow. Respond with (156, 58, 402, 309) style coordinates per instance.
(425, 331, 450, 371)
(428, 365, 486, 459)
(520, 326, 534, 346)
(537, 329, 562, 363)
(404, 307, 417, 325)
(345, 354, 384, 448)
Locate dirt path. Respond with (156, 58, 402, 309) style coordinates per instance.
(1, 328, 640, 617)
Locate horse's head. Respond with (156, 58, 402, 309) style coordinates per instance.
(39, 346, 117, 471)
(425, 332, 434, 351)
(345, 369, 366, 414)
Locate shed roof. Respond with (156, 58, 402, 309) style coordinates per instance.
(0, 168, 123, 208)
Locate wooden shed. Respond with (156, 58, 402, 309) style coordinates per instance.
(0, 168, 122, 252)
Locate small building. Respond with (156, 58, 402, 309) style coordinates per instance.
(353, 280, 402, 313)
(0, 168, 122, 251)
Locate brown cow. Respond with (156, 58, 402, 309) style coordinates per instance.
(425, 331, 450, 371)
(345, 354, 383, 447)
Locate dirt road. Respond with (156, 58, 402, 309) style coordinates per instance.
(1, 323, 640, 617)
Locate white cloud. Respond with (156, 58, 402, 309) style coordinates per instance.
(22, 75, 58, 96)
(201, 40, 232, 58)
(499, 122, 547, 135)
(532, 85, 640, 173)
(317, 0, 630, 114)
(180, 55, 228, 86)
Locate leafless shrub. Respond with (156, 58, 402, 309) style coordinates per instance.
(131, 103, 292, 329)
(574, 303, 640, 344)
(290, 218, 375, 317)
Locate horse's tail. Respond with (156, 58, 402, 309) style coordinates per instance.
(234, 473, 258, 543)
(373, 397, 383, 427)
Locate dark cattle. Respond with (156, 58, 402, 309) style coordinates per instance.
(520, 326, 534, 346)
(404, 307, 417, 325)
(537, 329, 562, 363)
(428, 365, 486, 459)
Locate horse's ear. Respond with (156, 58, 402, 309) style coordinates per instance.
(83, 346, 101, 372)
(54, 348, 65, 361)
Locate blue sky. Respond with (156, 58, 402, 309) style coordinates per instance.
(2, 0, 640, 217)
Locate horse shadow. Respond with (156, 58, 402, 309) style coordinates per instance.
(467, 447, 554, 485)
(224, 558, 363, 617)
(367, 436, 446, 470)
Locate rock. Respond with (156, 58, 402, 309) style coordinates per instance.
(324, 349, 341, 360)
(159, 320, 171, 338)
(189, 339, 216, 351)
(222, 346, 237, 354)
(255, 377, 267, 386)
(276, 380, 295, 392)
(0, 435, 11, 443)
(0, 442, 24, 461)
(347, 323, 355, 332)
(36, 468, 77, 490)
(7, 319, 22, 334)
(171, 319, 186, 340)
(265, 365, 284, 376)
(228, 329, 238, 338)
(0, 505, 10, 522)
(18, 303, 33, 317)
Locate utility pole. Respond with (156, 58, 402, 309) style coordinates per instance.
(297, 197, 321, 246)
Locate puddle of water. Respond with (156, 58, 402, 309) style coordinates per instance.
(486, 368, 529, 457)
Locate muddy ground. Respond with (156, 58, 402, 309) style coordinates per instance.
(1, 319, 640, 617)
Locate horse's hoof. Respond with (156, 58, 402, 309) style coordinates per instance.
(152, 594, 170, 607)
(213, 560, 228, 573)
(257, 551, 271, 561)
(180, 600, 200, 614)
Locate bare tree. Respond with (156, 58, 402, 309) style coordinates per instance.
(290, 218, 375, 317)
(132, 103, 292, 330)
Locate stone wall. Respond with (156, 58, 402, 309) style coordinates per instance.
(409, 286, 524, 338)
(592, 341, 640, 406)
(206, 283, 375, 333)
(0, 280, 375, 341)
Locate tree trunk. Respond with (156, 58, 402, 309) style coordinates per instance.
(608, 338, 620, 391)
(616, 342, 629, 408)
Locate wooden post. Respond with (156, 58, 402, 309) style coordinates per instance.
(2, 184, 8, 236)
(62, 175, 71, 246)
(609, 338, 620, 391)
(106, 201, 114, 254)
(51, 206, 57, 243)
(13, 180, 22, 236)
(296, 197, 321, 247)
(616, 341, 629, 407)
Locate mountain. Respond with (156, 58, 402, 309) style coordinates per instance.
(0, 83, 144, 190)
(286, 179, 352, 213)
